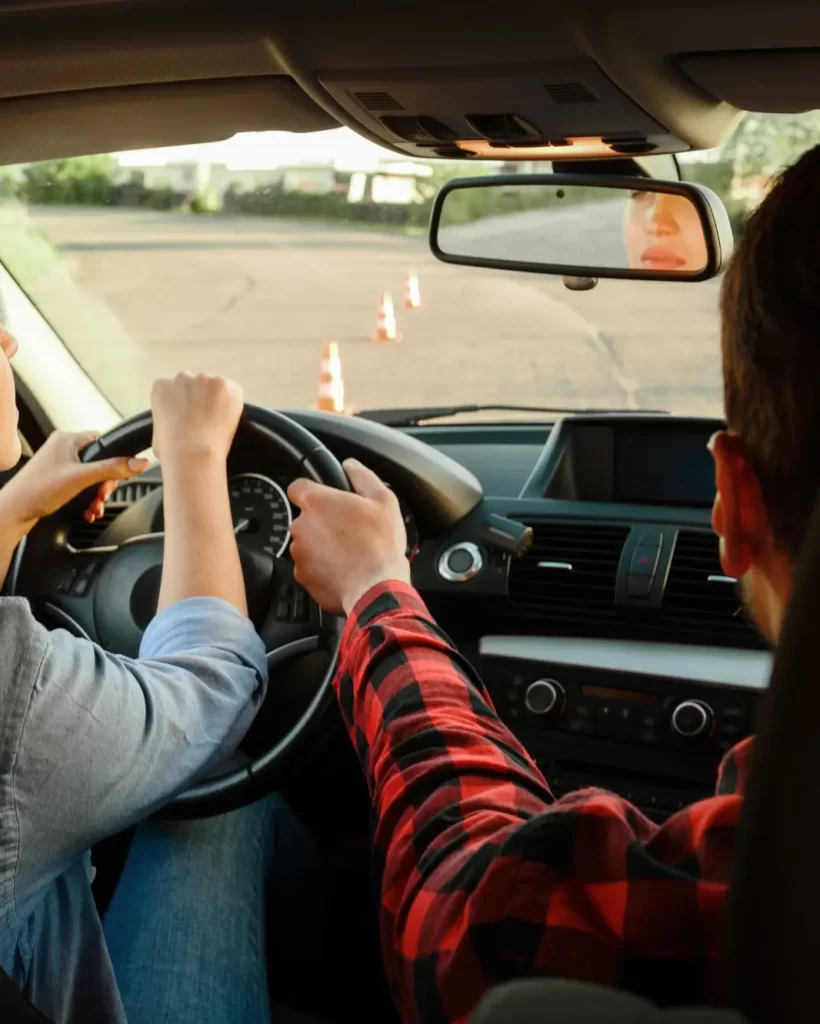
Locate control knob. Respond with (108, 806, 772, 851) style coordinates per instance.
(438, 542, 483, 583)
(671, 700, 714, 738)
(524, 679, 565, 717)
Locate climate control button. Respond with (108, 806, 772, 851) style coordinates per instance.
(671, 700, 714, 738)
(524, 679, 565, 717)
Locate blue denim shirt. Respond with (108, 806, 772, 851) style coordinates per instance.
(0, 595, 268, 1023)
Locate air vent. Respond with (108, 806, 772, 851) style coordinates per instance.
(67, 480, 160, 550)
(110, 480, 159, 504)
(353, 90, 405, 112)
(67, 504, 127, 550)
(543, 81, 597, 104)
(661, 530, 765, 649)
(509, 521, 630, 624)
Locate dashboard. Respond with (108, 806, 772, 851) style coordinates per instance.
(68, 409, 769, 824)
(404, 413, 768, 820)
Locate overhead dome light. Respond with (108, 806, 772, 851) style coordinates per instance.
(456, 136, 619, 160)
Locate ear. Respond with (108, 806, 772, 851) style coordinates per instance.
(709, 430, 768, 578)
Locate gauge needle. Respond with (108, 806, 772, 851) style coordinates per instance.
(234, 518, 250, 535)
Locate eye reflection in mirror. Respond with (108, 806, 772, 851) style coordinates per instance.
(623, 190, 708, 273)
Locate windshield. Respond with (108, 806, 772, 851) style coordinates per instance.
(0, 111, 814, 421)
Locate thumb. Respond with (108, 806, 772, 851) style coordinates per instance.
(76, 456, 149, 488)
(343, 458, 388, 500)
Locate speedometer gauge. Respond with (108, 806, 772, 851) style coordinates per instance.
(228, 473, 292, 558)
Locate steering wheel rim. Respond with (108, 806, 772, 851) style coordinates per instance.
(10, 403, 350, 819)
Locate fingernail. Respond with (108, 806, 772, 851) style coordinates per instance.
(343, 458, 362, 469)
(128, 458, 147, 472)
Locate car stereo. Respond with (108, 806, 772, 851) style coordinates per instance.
(480, 644, 764, 819)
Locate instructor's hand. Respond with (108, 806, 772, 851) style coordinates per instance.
(288, 459, 410, 615)
(0, 431, 148, 535)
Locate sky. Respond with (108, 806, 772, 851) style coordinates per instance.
(116, 127, 399, 171)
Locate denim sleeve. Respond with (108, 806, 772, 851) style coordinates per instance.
(3, 597, 267, 908)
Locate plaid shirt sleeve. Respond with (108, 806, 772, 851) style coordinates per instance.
(335, 581, 751, 1024)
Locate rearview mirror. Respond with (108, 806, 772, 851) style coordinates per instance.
(429, 174, 732, 282)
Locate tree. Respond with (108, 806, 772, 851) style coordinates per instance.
(718, 111, 820, 180)
(21, 155, 117, 206)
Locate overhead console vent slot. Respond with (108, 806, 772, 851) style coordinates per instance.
(509, 521, 629, 624)
(464, 112, 542, 142)
(380, 115, 457, 143)
(353, 90, 405, 112)
(543, 81, 597, 104)
(661, 530, 766, 649)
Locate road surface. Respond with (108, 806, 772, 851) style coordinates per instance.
(17, 205, 724, 420)
(440, 196, 629, 268)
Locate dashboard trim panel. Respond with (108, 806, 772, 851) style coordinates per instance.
(480, 635, 772, 690)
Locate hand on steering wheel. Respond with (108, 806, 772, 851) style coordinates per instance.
(8, 404, 351, 818)
(0, 430, 148, 533)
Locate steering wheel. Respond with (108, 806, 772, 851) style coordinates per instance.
(8, 404, 350, 818)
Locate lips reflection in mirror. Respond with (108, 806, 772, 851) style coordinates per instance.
(623, 191, 708, 273)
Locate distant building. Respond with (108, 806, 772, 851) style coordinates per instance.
(347, 162, 434, 207)
(113, 158, 435, 210)
(115, 162, 208, 194)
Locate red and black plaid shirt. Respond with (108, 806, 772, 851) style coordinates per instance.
(334, 581, 751, 1024)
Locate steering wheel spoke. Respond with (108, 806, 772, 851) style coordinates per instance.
(16, 541, 117, 641)
(257, 558, 324, 651)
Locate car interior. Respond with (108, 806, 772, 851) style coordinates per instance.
(1, 1, 820, 1021)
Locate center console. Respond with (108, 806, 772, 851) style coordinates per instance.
(479, 635, 771, 818)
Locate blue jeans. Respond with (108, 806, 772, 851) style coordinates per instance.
(102, 794, 326, 1024)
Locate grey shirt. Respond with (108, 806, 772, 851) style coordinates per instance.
(0, 595, 268, 1023)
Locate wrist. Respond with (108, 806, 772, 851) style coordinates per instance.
(160, 447, 228, 477)
(0, 484, 37, 540)
(341, 561, 412, 615)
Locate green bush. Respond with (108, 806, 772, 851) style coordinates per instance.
(20, 156, 117, 206)
(681, 159, 735, 199)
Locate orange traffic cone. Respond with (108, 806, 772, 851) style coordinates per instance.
(403, 269, 421, 310)
(373, 291, 398, 343)
(315, 341, 345, 414)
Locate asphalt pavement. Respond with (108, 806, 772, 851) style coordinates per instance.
(439, 196, 628, 268)
(21, 205, 724, 420)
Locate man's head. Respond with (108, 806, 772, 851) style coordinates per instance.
(712, 143, 820, 641)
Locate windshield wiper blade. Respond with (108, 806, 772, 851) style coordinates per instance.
(355, 404, 670, 427)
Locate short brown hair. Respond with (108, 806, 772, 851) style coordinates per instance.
(721, 144, 820, 558)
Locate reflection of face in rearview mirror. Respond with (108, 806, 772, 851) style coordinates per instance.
(431, 176, 724, 281)
(622, 190, 709, 273)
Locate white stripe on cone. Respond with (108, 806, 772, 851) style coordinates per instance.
(404, 270, 421, 309)
(316, 341, 345, 413)
(373, 292, 398, 342)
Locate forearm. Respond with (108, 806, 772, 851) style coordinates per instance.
(336, 585, 720, 1022)
(0, 522, 24, 589)
(158, 452, 247, 614)
(0, 480, 31, 588)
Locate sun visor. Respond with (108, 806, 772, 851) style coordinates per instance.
(680, 50, 820, 114)
(0, 76, 337, 165)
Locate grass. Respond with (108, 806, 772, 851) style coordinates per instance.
(0, 200, 62, 288)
